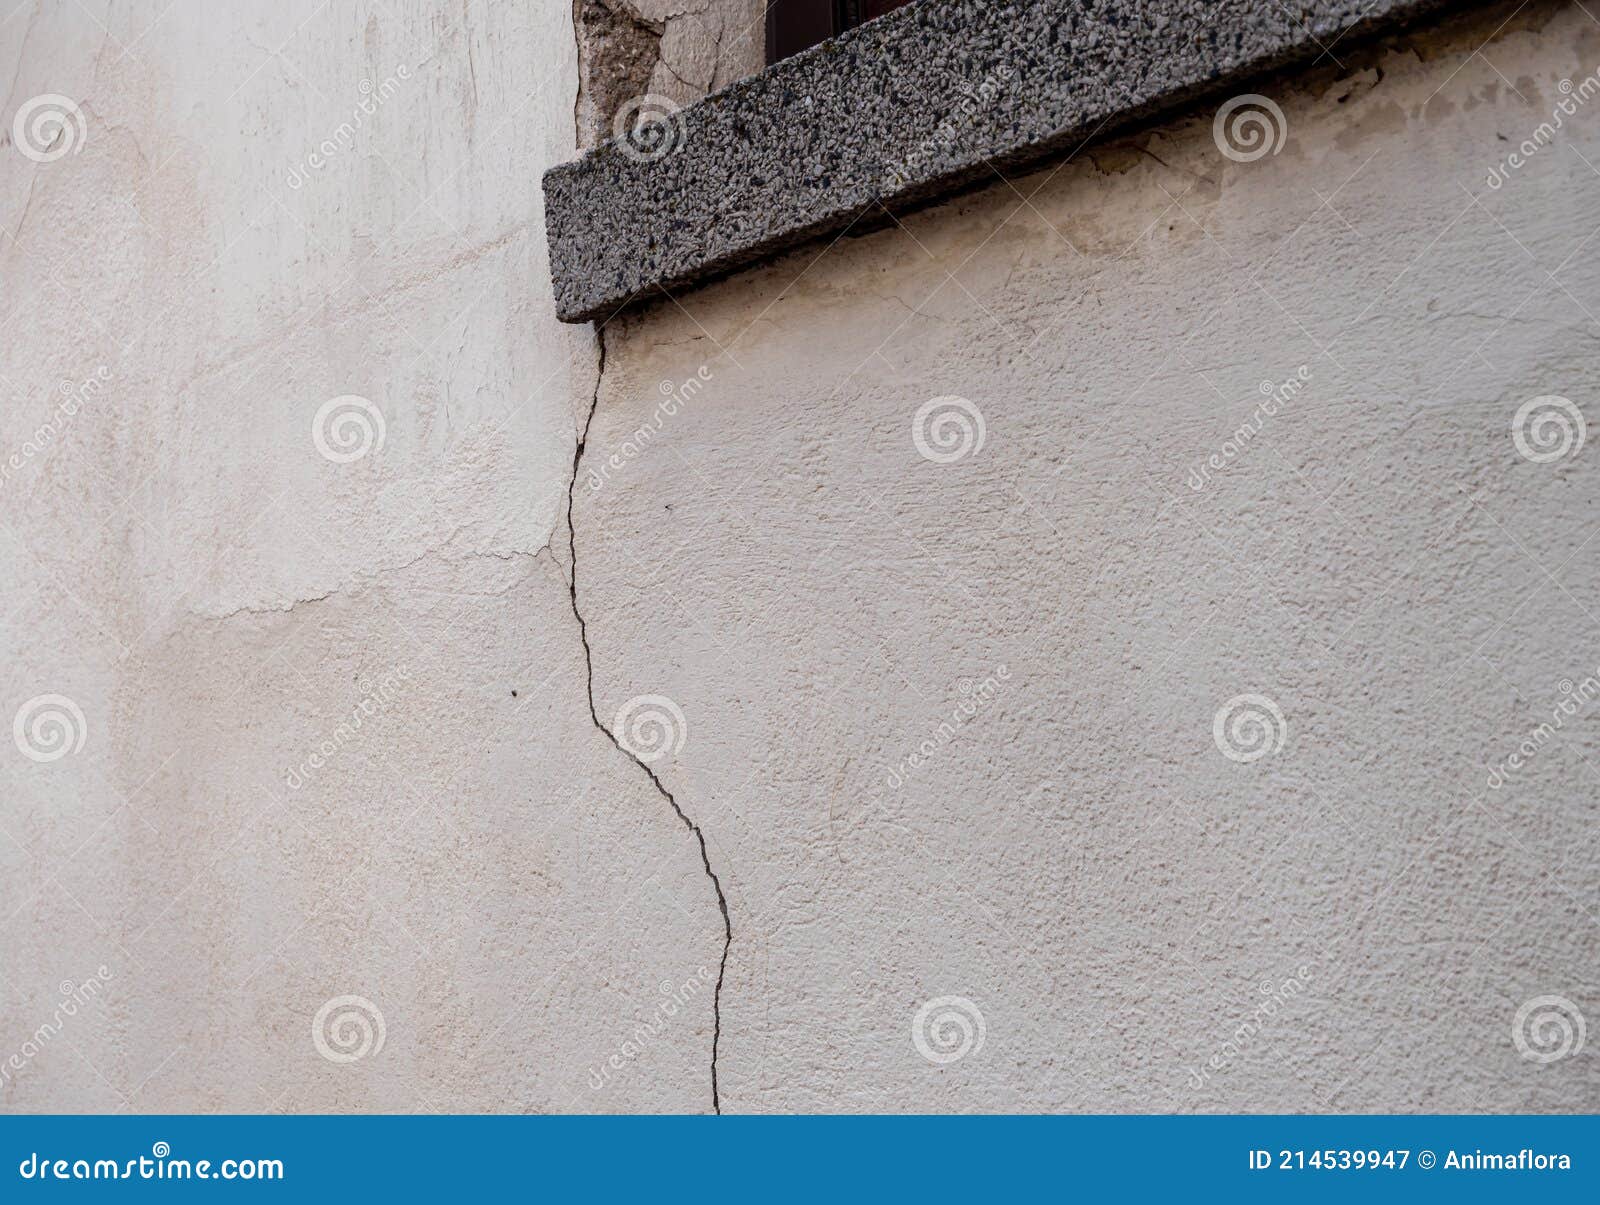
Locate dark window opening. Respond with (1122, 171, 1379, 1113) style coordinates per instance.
(766, 0, 917, 65)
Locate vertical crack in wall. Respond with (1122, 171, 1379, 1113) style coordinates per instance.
(565, 327, 734, 1114)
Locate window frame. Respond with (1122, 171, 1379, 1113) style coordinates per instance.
(765, 0, 917, 65)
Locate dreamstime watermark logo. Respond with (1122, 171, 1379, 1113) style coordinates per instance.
(312, 395, 386, 463)
(1212, 94, 1287, 163)
(911, 995, 986, 1065)
(613, 94, 685, 162)
(586, 367, 713, 493)
(912, 396, 985, 464)
(0, 967, 112, 1087)
(311, 995, 385, 1064)
(1511, 994, 1585, 1064)
(1187, 367, 1311, 491)
(1487, 66, 1600, 189)
(0, 366, 112, 491)
(884, 64, 1017, 188)
(16, 1142, 283, 1181)
(1212, 693, 1287, 763)
(1512, 395, 1585, 464)
(1486, 665, 1600, 789)
(285, 65, 411, 188)
(585, 967, 714, 1092)
(283, 664, 412, 790)
(802, 792, 917, 866)
(884, 665, 1010, 789)
(613, 694, 687, 764)
(12, 94, 86, 162)
(1188, 966, 1313, 1090)
(13, 694, 87, 763)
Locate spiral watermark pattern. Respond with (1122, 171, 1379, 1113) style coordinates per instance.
(1512, 994, 1586, 1064)
(312, 395, 386, 463)
(613, 694, 688, 764)
(151, 1141, 170, 1159)
(1512, 395, 1585, 464)
(912, 396, 986, 464)
(613, 94, 685, 163)
(312, 995, 386, 1064)
(1212, 693, 1287, 763)
(912, 995, 986, 1065)
(1212, 94, 1287, 163)
(12, 94, 87, 163)
(13, 694, 87, 763)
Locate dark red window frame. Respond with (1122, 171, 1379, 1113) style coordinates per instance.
(766, 0, 917, 65)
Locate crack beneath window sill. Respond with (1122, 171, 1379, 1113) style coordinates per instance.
(563, 325, 734, 1114)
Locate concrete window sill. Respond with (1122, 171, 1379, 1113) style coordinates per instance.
(542, 0, 1467, 325)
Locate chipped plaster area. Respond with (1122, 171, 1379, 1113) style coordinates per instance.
(577, 2, 1600, 1112)
(1, 2, 721, 1111)
(574, 0, 766, 147)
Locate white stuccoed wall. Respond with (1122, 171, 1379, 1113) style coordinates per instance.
(2, 0, 1598, 1115)
(1, 1, 720, 1112)
(576, 3, 1600, 1111)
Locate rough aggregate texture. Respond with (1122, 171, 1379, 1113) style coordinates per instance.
(545, 0, 1476, 322)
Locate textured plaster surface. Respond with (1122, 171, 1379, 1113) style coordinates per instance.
(0, 1, 723, 1112)
(544, 0, 1471, 321)
(576, 1, 1600, 1111)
